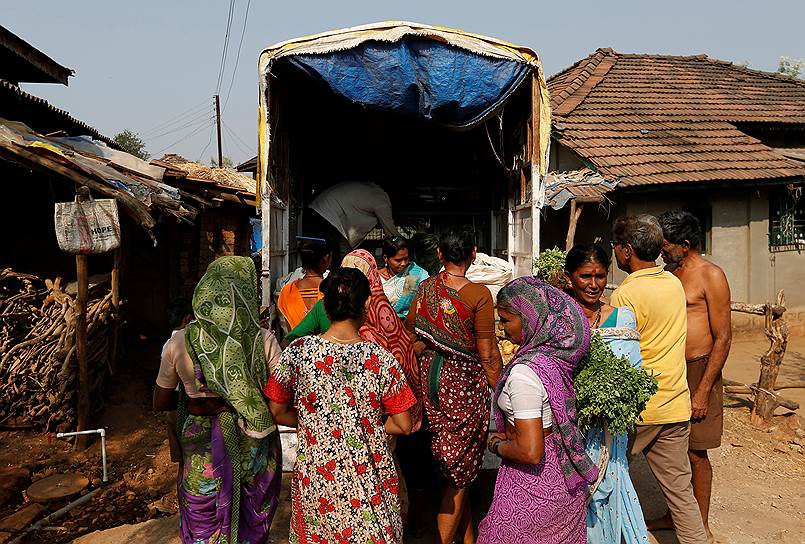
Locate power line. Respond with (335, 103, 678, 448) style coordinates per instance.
(215, 0, 237, 94)
(153, 118, 216, 158)
(223, 0, 252, 112)
(223, 129, 250, 159)
(140, 99, 210, 137)
(142, 105, 211, 139)
(148, 110, 214, 141)
(222, 120, 252, 156)
(197, 125, 216, 163)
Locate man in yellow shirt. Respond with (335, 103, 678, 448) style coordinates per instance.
(610, 214, 707, 544)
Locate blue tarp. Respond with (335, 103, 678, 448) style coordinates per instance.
(287, 37, 530, 129)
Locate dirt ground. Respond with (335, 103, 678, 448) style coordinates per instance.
(0, 331, 803, 543)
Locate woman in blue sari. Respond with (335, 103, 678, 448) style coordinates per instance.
(565, 244, 649, 544)
(379, 235, 430, 318)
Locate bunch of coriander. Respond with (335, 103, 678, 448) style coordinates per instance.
(573, 332, 658, 435)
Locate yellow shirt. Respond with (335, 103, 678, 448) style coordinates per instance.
(610, 266, 691, 425)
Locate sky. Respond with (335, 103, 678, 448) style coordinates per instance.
(5, 1, 804, 165)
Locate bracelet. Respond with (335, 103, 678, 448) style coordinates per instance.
(490, 437, 503, 455)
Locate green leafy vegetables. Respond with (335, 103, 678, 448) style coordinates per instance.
(573, 332, 658, 435)
(534, 247, 568, 289)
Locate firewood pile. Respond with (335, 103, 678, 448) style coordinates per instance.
(0, 269, 115, 431)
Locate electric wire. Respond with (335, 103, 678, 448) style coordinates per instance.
(215, 0, 237, 94)
(153, 118, 216, 158)
(222, 120, 252, 156)
(197, 125, 216, 163)
(140, 99, 210, 137)
(223, 126, 250, 157)
(148, 110, 215, 141)
(142, 105, 211, 140)
(223, 0, 252, 112)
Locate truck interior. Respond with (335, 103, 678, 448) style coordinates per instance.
(267, 57, 534, 264)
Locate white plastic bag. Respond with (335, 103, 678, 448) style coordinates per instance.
(54, 196, 121, 254)
(465, 252, 513, 300)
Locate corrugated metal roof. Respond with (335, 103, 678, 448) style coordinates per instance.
(0, 119, 196, 236)
(0, 79, 116, 147)
(544, 168, 619, 210)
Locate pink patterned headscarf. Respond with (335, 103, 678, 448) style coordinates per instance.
(496, 276, 597, 492)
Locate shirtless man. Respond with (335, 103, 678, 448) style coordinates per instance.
(657, 210, 732, 543)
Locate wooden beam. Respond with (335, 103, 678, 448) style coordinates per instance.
(730, 301, 786, 317)
(565, 200, 584, 251)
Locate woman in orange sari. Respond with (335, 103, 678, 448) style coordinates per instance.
(277, 238, 332, 331)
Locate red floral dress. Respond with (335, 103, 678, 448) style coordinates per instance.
(266, 336, 416, 544)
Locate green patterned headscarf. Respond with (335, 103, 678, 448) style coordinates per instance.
(185, 256, 275, 438)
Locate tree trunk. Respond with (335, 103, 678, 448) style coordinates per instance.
(750, 291, 790, 426)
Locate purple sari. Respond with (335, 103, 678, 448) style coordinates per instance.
(477, 277, 597, 544)
(177, 257, 282, 544)
(178, 413, 281, 543)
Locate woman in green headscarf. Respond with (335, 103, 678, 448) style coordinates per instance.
(154, 256, 282, 544)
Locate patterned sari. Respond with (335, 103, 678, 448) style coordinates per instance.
(413, 272, 489, 489)
(178, 257, 281, 544)
(477, 277, 597, 544)
(342, 250, 422, 431)
(266, 336, 416, 544)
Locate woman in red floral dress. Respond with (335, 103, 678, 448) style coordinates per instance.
(266, 268, 416, 544)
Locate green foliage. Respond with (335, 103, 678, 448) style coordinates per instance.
(210, 156, 235, 168)
(534, 247, 567, 288)
(112, 129, 149, 160)
(573, 332, 658, 435)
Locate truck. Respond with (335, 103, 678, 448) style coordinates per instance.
(255, 21, 551, 308)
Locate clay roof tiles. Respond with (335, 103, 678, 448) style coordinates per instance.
(548, 49, 805, 187)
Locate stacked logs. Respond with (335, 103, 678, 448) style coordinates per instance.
(0, 269, 115, 431)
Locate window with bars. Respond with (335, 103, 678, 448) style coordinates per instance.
(769, 184, 805, 251)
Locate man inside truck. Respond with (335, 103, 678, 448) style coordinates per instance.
(308, 180, 401, 260)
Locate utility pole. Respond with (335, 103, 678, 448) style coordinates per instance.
(214, 94, 223, 168)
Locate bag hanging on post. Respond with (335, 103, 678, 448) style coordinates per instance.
(54, 195, 121, 254)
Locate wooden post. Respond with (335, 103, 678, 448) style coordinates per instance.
(109, 246, 121, 374)
(750, 290, 790, 426)
(74, 226, 90, 449)
(530, 72, 542, 269)
(565, 200, 584, 251)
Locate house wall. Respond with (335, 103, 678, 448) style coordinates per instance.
(542, 179, 805, 330)
(178, 205, 253, 297)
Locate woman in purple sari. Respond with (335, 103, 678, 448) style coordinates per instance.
(477, 277, 598, 544)
(154, 257, 282, 544)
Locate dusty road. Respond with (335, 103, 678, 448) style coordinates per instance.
(1, 332, 801, 543)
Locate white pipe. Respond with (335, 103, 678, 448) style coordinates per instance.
(56, 428, 108, 483)
(9, 488, 98, 544)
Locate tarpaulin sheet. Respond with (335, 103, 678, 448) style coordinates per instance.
(285, 37, 531, 129)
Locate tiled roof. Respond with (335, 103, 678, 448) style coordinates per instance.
(548, 49, 805, 187)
